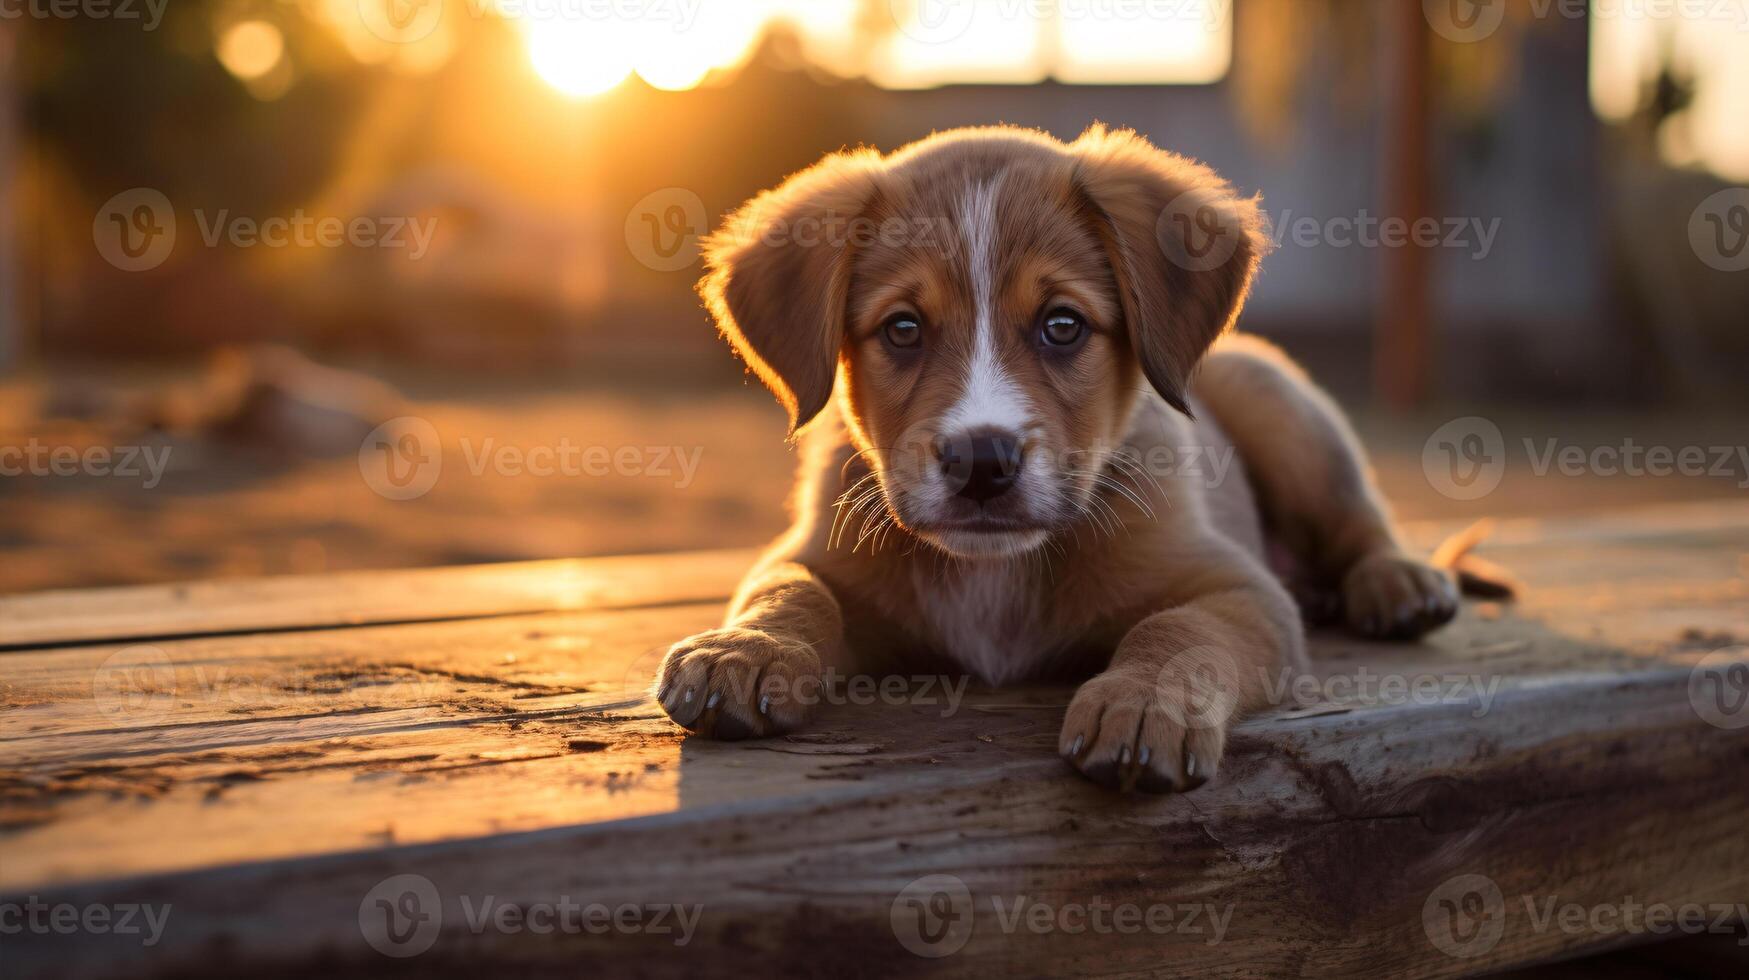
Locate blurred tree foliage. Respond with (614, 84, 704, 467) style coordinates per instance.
(21, 0, 356, 213)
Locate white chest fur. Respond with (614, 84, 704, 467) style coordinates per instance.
(910, 561, 1057, 686)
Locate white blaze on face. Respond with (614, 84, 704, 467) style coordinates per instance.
(944, 177, 1030, 435)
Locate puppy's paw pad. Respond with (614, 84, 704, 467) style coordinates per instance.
(1343, 553, 1459, 640)
(656, 627, 821, 740)
(1058, 669, 1228, 795)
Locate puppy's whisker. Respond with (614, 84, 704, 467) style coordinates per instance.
(829, 477, 885, 552)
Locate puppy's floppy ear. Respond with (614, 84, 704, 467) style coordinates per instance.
(1071, 125, 1271, 417)
(699, 149, 885, 435)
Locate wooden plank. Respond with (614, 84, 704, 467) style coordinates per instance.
(5, 498, 1744, 651)
(0, 549, 749, 650)
(4, 661, 1745, 977)
(0, 20, 18, 371)
(1, 502, 1746, 976)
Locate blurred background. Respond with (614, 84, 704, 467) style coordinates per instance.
(2, 0, 1747, 594)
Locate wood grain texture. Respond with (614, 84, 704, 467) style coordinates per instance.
(0, 548, 752, 650)
(2, 501, 1747, 978)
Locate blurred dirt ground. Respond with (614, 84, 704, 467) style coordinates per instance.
(1, 370, 1745, 596)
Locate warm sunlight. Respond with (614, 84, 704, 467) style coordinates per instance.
(513, 1, 786, 96)
(509, 0, 1232, 97)
(872, 0, 1232, 88)
(216, 19, 286, 82)
(1591, 5, 1749, 181)
(521, 16, 635, 96)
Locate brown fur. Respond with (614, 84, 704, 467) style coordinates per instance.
(660, 125, 1461, 793)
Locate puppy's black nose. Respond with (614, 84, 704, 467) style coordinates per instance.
(936, 429, 1023, 503)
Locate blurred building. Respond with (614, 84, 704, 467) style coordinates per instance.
(7, 0, 1746, 404)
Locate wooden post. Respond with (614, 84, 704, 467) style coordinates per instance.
(1376, 0, 1433, 409)
(0, 21, 17, 373)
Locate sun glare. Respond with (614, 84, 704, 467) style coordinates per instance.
(511, 0, 1233, 98)
(515, 2, 776, 98)
(1591, 6, 1749, 181)
(522, 18, 635, 97)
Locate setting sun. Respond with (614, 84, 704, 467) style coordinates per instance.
(520, 17, 635, 96)
(514, 2, 781, 97)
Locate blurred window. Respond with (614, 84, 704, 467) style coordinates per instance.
(872, 0, 1234, 88)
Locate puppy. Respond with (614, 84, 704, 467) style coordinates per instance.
(658, 125, 1465, 793)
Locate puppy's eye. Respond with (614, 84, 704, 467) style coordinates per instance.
(1040, 309, 1088, 349)
(882, 314, 923, 350)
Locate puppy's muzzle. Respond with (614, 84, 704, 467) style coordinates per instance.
(935, 428, 1024, 503)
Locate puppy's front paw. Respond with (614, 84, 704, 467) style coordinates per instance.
(1058, 665, 1231, 794)
(1343, 553, 1459, 640)
(656, 627, 821, 740)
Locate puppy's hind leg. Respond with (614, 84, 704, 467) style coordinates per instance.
(1193, 334, 1458, 640)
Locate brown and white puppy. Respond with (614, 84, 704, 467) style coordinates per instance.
(657, 125, 1462, 793)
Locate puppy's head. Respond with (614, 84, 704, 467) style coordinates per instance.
(701, 125, 1268, 559)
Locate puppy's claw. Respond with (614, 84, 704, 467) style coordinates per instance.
(656, 627, 823, 740)
(1060, 668, 1227, 796)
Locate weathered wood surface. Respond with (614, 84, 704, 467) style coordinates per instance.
(0, 548, 754, 650)
(2, 501, 1747, 978)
